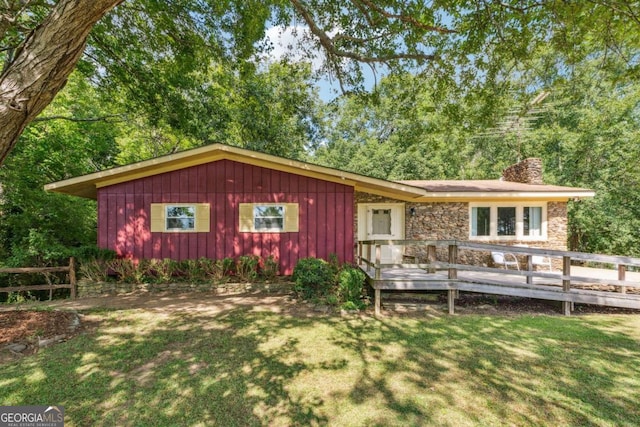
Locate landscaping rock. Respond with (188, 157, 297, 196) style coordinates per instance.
(38, 335, 66, 348)
(6, 343, 27, 353)
(314, 304, 332, 313)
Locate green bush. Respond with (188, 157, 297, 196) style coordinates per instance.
(337, 266, 366, 309)
(106, 258, 149, 284)
(292, 257, 335, 300)
(236, 255, 259, 282)
(215, 258, 235, 280)
(72, 246, 117, 263)
(261, 255, 279, 280)
(181, 258, 209, 282)
(78, 259, 111, 282)
(148, 258, 179, 283)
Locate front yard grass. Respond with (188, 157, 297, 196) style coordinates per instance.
(1, 305, 639, 426)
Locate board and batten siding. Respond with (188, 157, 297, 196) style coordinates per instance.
(97, 159, 354, 275)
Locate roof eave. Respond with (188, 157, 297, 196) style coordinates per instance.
(413, 190, 596, 202)
(44, 143, 430, 200)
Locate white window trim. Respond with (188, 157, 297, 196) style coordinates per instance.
(253, 204, 285, 232)
(165, 204, 197, 232)
(469, 202, 547, 241)
(239, 203, 299, 233)
(150, 203, 210, 233)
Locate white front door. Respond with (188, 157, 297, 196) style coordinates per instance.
(358, 203, 405, 264)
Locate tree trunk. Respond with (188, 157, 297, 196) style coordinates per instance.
(0, 0, 123, 165)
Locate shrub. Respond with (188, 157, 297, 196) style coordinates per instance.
(72, 246, 117, 263)
(78, 259, 111, 282)
(236, 255, 259, 282)
(215, 258, 235, 280)
(6, 291, 35, 304)
(337, 266, 366, 309)
(261, 255, 279, 280)
(292, 257, 335, 300)
(148, 258, 179, 283)
(181, 258, 208, 282)
(106, 258, 149, 284)
(328, 252, 342, 276)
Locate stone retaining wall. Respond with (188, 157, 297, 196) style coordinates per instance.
(77, 279, 293, 298)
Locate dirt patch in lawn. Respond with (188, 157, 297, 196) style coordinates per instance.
(0, 310, 76, 346)
(0, 309, 98, 364)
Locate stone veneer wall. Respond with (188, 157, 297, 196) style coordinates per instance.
(355, 192, 568, 267)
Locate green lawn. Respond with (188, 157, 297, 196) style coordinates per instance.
(1, 305, 640, 426)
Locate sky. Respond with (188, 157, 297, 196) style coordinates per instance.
(262, 25, 379, 102)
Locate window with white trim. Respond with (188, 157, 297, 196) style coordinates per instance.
(239, 203, 299, 233)
(166, 205, 195, 231)
(150, 203, 210, 233)
(469, 203, 547, 241)
(254, 205, 285, 231)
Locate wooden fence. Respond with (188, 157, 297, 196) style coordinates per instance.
(0, 257, 76, 300)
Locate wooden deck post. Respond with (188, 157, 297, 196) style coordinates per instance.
(358, 242, 363, 266)
(375, 244, 382, 279)
(367, 244, 372, 272)
(427, 245, 436, 274)
(526, 255, 533, 285)
(618, 264, 627, 294)
(375, 289, 381, 316)
(562, 256, 571, 316)
(448, 244, 458, 280)
(448, 289, 455, 314)
(69, 257, 77, 299)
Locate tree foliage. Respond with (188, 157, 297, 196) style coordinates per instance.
(1, 0, 640, 263)
(2, 0, 640, 163)
(0, 73, 119, 266)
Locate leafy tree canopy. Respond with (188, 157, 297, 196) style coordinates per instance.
(2, 0, 640, 163)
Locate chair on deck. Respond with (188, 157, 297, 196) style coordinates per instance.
(491, 251, 520, 270)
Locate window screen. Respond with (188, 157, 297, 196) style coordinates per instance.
(524, 206, 542, 236)
(371, 209, 392, 235)
(471, 207, 491, 236)
(497, 207, 516, 236)
(166, 206, 195, 231)
(254, 205, 285, 231)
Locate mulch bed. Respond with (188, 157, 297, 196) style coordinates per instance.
(0, 310, 76, 345)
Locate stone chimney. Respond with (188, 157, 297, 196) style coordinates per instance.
(501, 158, 543, 184)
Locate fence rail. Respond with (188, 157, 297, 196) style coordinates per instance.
(0, 257, 76, 300)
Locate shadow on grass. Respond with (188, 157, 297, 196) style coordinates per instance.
(1, 304, 639, 426)
(331, 314, 640, 425)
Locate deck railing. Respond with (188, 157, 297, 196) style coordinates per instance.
(357, 240, 640, 315)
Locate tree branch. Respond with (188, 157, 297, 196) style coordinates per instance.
(33, 113, 126, 123)
(289, 0, 437, 64)
(353, 0, 457, 34)
(0, 0, 124, 165)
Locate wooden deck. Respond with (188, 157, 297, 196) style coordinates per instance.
(358, 240, 640, 315)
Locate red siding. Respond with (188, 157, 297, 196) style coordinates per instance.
(97, 159, 355, 275)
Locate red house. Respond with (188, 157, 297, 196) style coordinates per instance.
(45, 144, 594, 274)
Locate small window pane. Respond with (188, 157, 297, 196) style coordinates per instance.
(497, 207, 516, 236)
(254, 205, 284, 231)
(166, 206, 195, 231)
(471, 207, 490, 236)
(372, 209, 392, 235)
(524, 206, 542, 236)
